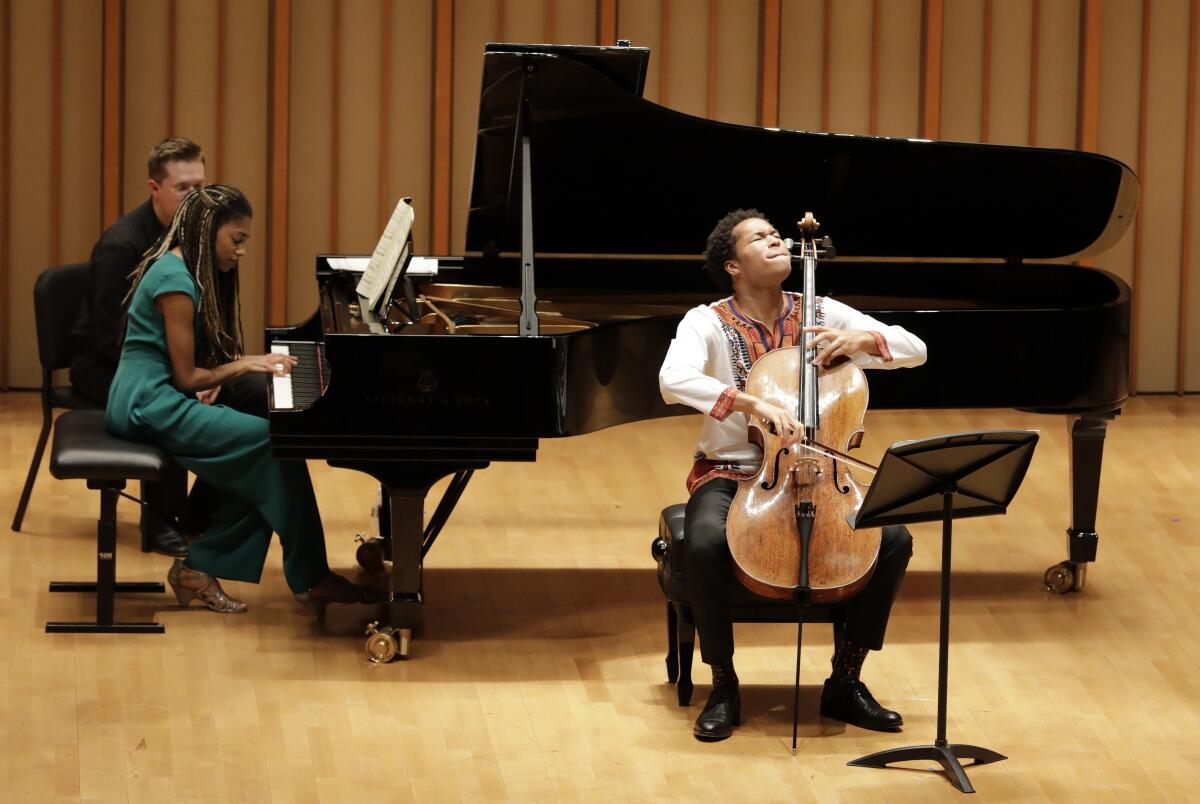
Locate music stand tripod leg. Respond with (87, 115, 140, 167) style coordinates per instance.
(846, 431, 1036, 792)
(849, 488, 1007, 792)
(848, 741, 1005, 794)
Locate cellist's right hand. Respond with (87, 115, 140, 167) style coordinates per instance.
(733, 394, 801, 441)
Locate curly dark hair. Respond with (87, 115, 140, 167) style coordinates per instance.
(703, 208, 766, 295)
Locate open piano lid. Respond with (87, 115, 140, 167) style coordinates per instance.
(465, 43, 1138, 262)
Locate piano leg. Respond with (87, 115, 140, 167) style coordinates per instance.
(1047, 412, 1117, 593)
(332, 461, 487, 657)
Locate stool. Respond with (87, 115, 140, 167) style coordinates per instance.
(46, 410, 167, 634)
(652, 503, 843, 705)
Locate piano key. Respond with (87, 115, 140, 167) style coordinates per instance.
(270, 344, 293, 410)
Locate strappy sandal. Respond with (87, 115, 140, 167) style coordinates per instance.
(167, 559, 248, 614)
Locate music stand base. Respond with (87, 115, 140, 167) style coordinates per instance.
(848, 741, 1006, 793)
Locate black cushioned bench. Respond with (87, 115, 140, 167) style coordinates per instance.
(46, 410, 167, 634)
(651, 503, 843, 706)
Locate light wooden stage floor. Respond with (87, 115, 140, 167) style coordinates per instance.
(2, 392, 1199, 802)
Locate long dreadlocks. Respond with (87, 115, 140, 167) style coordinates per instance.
(126, 184, 253, 369)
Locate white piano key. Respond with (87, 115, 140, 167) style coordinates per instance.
(270, 343, 293, 410)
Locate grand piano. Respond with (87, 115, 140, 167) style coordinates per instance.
(267, 42, 1137, 658)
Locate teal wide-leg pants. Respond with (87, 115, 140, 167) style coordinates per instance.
(112, 387, 330, 593)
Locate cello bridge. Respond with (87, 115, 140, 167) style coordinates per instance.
(791, 457, 822, 485)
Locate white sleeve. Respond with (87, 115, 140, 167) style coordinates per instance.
(821, 296, 928, 370)
(659, 311, 739, 418)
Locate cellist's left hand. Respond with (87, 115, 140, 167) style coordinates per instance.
(802, 326, 878, 367)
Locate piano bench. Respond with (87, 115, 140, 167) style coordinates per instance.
(652, 503, 843, 706)
(45, 410, 167, 634)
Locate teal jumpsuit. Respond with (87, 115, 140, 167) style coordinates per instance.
(106, 253, 330, 593)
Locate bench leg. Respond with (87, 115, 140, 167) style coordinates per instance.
(11, 397, 51, 532)
(46, 485, 165, 634)
(666, 603, 679, 683)
(674, 602, 696, 706)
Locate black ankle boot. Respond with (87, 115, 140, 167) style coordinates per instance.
(694, 663, 740, 741)
(819, 677, 903, 731)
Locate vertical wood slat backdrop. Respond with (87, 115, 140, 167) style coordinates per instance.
(1131, 0, 1151, 392)
(1180, 0, 1198, 393)
(0, 0, 8, 389)
(1, 0, 1199, 393)
(49, 0, 61, 268)
(101, 0, 122, 231)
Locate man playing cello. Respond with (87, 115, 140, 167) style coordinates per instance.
(658, 209, 928, 741)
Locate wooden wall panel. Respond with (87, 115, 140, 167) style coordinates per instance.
(450, 0, 497, 253)
(663, 0, 707, 119)
(504, 0, 544, 43)
(778, 0, 824, 132)
(940, 0, 983, 143)
(1034, 0, 1078, 149)
(286, 0, 333, 322)
(712, 0, 758, 126)
(386, 0, 432, 252)
(60, 0, 103, 266)
(122, 0, 169, 217)
(875, 0, 921, 138)
(555, 0, 598, 45)
(617, 0, 662, 104)
(1, 1, 1197, 390)
(0, 0, 9, 387)
(1182, 0, 1198, 393)
(988, 0, 1033, 145)
(8, 0, 54, 385)
(173, 0, 219, 177)
(1137, 0, 1190, 391)
(337, 0, 383, 256)
(222, 0, 268, 349)
(1097, 1, 1141, 298)
(827, 0, 872, 135)
(1188, 0, 1200, 390)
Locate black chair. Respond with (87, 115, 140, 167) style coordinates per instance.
(11, 263, 100, 532)
(46, 409, 166, 633)
(652, 503, 843, 706)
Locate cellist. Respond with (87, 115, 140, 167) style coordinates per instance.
(659, 209, 928, 742)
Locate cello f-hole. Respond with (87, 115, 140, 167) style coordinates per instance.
(832, 458, 851, 494)
(761, 447, 790, 490)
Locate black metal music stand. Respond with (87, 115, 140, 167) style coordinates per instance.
(845, 430, 1039, 793)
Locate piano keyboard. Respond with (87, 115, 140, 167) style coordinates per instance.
(269, 341, 329, 410)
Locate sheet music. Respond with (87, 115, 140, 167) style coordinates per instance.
(330, 256, 438, 276)
(356, 197, 415, 311)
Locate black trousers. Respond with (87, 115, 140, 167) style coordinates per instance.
(684, 477, 912, 666)
(70, 352, 268, 541)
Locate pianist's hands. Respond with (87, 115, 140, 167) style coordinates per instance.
(196, 386, 221, 405)
(241, 353, 298, 377)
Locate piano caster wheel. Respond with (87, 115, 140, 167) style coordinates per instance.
(355, 533, 386, 571)
(365, 621, 410, 662)
(1044, 561, 1082, 594)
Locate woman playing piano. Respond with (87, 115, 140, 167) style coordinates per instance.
(106, 184, 373, 615)
(659, 209, 927, 741)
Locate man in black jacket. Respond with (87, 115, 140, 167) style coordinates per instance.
(70, 137, 269, 556)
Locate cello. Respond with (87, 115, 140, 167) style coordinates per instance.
(725, 212, 882, 605)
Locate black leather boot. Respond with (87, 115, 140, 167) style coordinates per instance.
(819, 677, 903, 731)
(694, 663, 740, 741)
(144, 521, 189, 558)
